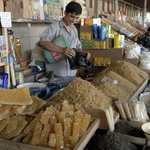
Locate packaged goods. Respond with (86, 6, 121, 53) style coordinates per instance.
(114, 34, 120, 48)
(99, 25, 106, 41)
(0, 87, 33, 105)
(51, 77, 113, 110)
(93, 24, 99, 39)
(0, 72, 8, 89)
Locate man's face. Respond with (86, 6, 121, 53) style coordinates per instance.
(64, 12, 80, 26)
(148, 31, 150, 35)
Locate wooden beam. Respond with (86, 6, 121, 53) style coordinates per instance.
(114, 0, 118, 23)
(143, 0, 147, 25)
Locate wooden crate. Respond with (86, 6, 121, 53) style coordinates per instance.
(130, 78, 148, 100)
(115, 120, 146, 146)
(45, 101, 119, 130)
(0, 119, 100, 150)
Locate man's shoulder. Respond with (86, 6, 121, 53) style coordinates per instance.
(50, 21, 60, 26)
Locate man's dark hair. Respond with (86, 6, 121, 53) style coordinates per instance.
(148, 27, 150, 31)
(65, 2, 82, 15)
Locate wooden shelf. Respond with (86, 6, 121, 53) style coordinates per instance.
(12, 18, 55, 24)
(11, 18, 80, 24)
(0, 63, 5, 67)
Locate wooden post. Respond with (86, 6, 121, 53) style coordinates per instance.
(123, 1, 126, 13)
(143, 0, 147, 25)
(114, 0, 118, 23)
(94, 0, 98, 17)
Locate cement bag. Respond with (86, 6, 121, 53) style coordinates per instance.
(124, 43, 141, 59)
(43, 35, 69, 64)
(31, 43, 47, 62)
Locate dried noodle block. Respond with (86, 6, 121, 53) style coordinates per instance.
(39, 124, 51, 147)
(0, 114, 10, 121)
(30, 121, 43, 146)
(0, 115, 27, 139)
(31, 96, 46, 111)
(0, 87, 33, 105)
(10, 105, 27, 114)
(40, 106, 55, 125)
(48, 133, 56, 148)
(0, 105, 12, 117)
(80, 114, 91, 137)
(24, 110, 43, 135)
(64, 118, 72, 147)
(22, 102, 38, 115)
(1, 115, 18, 134)
(54, 123, 64, 150)
(0, 117, 10, 132)
(22, 129, 34, 144)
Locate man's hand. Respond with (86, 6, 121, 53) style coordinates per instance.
(86, 52, 91, 60)
(62, 47, 76, 58)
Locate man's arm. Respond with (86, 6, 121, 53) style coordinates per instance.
(39, 41, 76, 58)
(132, 31, 145, 42)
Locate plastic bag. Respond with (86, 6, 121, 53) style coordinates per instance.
(0, 72, 8, 89)
(115, 99, 149, 122)
(68, 49, 92, 70)
(92, 24, 99, 39)
(124, 43, 141, 59)
(99, 25, 106, 41)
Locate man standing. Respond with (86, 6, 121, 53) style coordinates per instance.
(38, 1, 91, 87)
(132, 27, 150, 49)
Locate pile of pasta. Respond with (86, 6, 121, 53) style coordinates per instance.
(51, 61, 149, 110)
(92, 60, 148, 100)
(51, 77, 113, 110)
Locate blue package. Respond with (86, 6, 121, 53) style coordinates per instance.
(92, 24, 99, 39)
(0, 72, 8, 89)
(99, 25, 106, 41)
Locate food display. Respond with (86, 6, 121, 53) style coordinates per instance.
(22, 100, 91, 149)
(0, 87, 97, 150)
(51, 77, 113, 110)
(94, 60, 148, 86)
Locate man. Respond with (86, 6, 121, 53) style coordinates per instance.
(38, 1, 91, 87)
(132, 27, 150, 49)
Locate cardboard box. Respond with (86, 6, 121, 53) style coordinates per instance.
(0, 2, 4, 11)
(123, 58, 139, 66)
(83, 48, 124, 65)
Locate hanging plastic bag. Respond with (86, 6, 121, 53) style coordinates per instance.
(0, 72, 8, 89)
(99, 25, 106, 41)
(92, 24, 99, 39)
(68, 49, 92, 70)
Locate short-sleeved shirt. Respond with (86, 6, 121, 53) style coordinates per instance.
(137, 33, 150, 49)
(39, 19, 82, 77)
